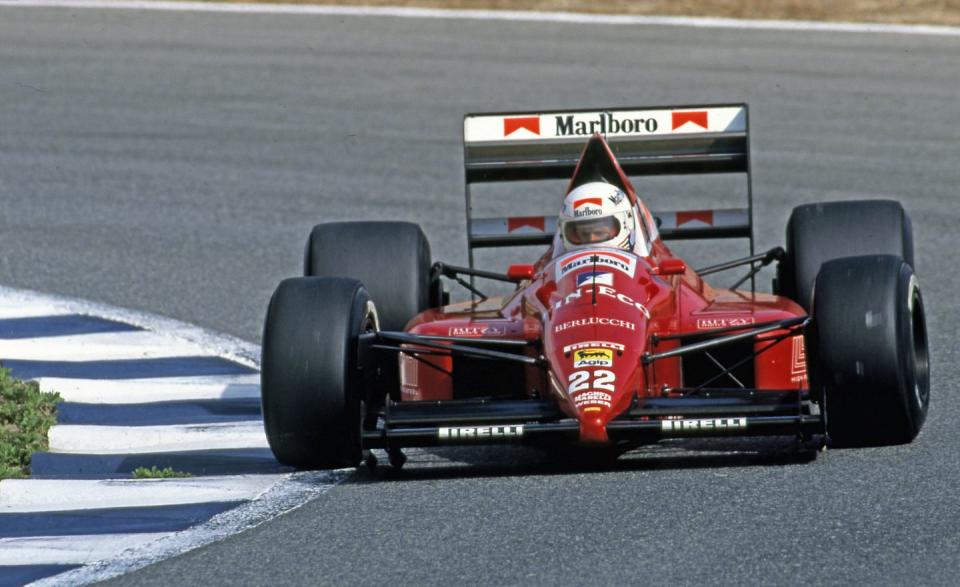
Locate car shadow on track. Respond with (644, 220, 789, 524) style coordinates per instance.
(351, 436, 821, 483)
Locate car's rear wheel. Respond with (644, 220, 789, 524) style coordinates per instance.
(261, 277, 376, 469)
(777, 200, 914, 311)
(304, 221, 434, 332)
(806, 255, 929, 447)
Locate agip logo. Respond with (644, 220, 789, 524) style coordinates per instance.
(573, 348, 613, 368)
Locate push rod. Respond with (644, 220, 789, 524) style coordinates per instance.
(695, 246, 784, 277)
(642, 316, 807, 365)
(375, 331, 545, 366)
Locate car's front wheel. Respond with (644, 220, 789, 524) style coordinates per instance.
(806, 255, 929, 447)
(261, 276, 377, 469)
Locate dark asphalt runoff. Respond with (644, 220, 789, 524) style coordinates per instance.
(2, 7, 960, 585)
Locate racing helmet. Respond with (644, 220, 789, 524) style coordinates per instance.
(559, 182, 637, 252)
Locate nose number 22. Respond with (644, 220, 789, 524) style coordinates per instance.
(568, 370, 616, 393)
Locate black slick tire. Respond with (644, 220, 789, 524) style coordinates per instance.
(261, 276, 376, 469)
(304, 221, 432, 332)
(806, 255, 930, 447)
(778, 200, 914, 311)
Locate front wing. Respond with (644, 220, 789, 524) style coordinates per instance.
(362, 391, 823, 449)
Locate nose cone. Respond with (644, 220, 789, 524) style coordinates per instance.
(564, 346, 617, 443)
(578, 411, 611, 443)
(544, 248, 654, 445)
(550, 323, 648, 445)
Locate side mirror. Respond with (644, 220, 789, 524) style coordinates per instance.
(507, 264, 535, 282)
(655, 258, 686, 276)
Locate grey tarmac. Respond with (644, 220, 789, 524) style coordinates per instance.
(1, 6, 959, 585)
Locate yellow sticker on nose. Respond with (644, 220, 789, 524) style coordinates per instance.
(573, 348, 613, 368)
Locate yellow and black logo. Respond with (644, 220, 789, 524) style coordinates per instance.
(573, 348, 613, 368)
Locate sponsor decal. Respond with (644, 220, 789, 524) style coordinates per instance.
(576, 271, 614, 287)
(557, 250, 637, 280)
(571, 197, 603, 218)
(676, 210, 715, 227)
(572, 390, 613, 409)
(607, 190, 625, 205)
(553, 285, 650, 318)
(573, 197, 602, 209)
(599, 285, 650, 317)
(563, 341, 625, 354)
(671, 111, 709, 130)
(448, 325, 507, 337)
(503, 116, 540, 137)
(660, 417, 747, 433)
(555, 112, 658, 137)
(574, 207, 603, 218)
(554, 317, 635, 333)
(507, 216, 546, 233)
(438, 425, 524, 441)
(568, 370, 616, 393)
(791, 335, 807, 383)
(695, 317, 755, 330)
(573, 348, 613, 368)
(465, 107, 745, 143)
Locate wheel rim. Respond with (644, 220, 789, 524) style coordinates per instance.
(909, 285, 930, 408)
(359, 300, 381, 436)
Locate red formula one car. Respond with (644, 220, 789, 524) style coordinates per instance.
(261, 104, 930, 470)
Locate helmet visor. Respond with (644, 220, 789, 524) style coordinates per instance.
(564, 216, 621, 245)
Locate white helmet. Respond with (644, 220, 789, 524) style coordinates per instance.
(559, 182, 637, 252)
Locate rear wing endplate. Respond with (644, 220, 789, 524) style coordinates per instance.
(462, 104, 753, 261)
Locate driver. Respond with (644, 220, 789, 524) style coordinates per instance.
(558, 182, 643, 253)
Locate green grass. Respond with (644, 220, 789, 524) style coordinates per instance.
(132, 466, 193, 479)
(0, 367, 61, 480)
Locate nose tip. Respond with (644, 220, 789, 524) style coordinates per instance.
(579, 415, 609, 443)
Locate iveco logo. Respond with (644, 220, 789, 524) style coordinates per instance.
(438, 425, 524, 441)
(660, 417, 747, 433)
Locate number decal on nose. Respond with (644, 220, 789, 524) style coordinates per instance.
(567, 370, 616, 393)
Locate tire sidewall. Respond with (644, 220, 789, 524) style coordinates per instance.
(896, 268, 929, 434)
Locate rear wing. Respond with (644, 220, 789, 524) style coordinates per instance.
(470, 209, 751, 248)
(462, 104, 753, 263)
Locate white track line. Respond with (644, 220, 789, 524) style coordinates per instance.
(36, 374, 261, 404)
(0, 304, 74, 320)
(0, 286, 259, 370)
(0, 533, 172, 566)
(0, 0, 958, 36)
(0, 475, 283, 513)
(31, 471, 346, 586)
(0, 331, 210, 361)
(48, 421, 268, 454)
(0, 285, 344, 586)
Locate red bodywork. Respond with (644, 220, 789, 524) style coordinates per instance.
(399, 136, 808, 445)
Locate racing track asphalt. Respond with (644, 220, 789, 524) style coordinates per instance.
(2, 6, 960, 585)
